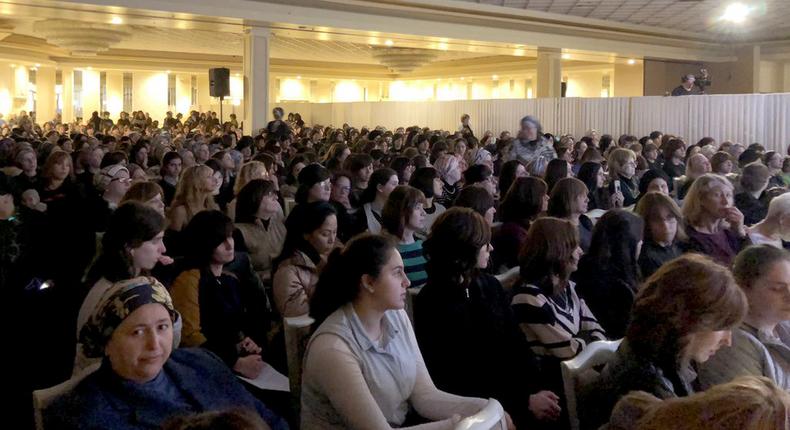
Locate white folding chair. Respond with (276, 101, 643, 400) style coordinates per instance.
(455, 398, 508, 430)
(493, 266, 520, 292)
(283, 314, 315, 415)
(561, 339, 622, 430)
(404, 287, 422, 328)
(32, 362, 101, 430)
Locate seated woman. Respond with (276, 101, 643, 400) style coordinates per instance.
(382, 185, 428, 289)
(453, 185, 496, 226)
(233, 179, 286, 281)
(491, 177, 547, 271)
(544, 158, 571, 194)
(636, 169, 670, 201)
(417, 208, 559, 428)
(575, 210, 643, 339)
(583, 254, 747, 428)
(606, 376, 789, 430)
(607, 148, 639, 207)
(547, 177, 594, 252)
(681, 173, 748, 266)
(661, 139, 686, 181)
(735, 162, 771, 226)
(634, 192, 684, 278)
(497, 159, 527, 199)
(272, 201, 337, 317)
(699, 245, 790, 390)
(167, 164, 219, 233)
(77, 202, 173, 374)
(294, 163, 331, 206)
(748, 193, 790, 248)
(676, 154, 711, 201)
(359, 167, 399, 234)
(577, 161, 621, 211)
(171, 211, 269, 379)
(511, 217, 606, 383)
(121, 181, 166, 217)
(301, 234, 487, 429)
(408, 167, 447, 237)
(47, 277, 287, 430)
(433, 153, 463, 208)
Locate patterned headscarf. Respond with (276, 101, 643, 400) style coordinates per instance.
(79, 276, 178, 358)
(433, 154, 460, 182)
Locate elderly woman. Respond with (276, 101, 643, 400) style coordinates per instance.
(682, 173, 748, 266)
(748, 193, 790, 248)
(46, 277, 287, 430)
(508, 116, 557, 166)
(607, 148, 639, 207)
(735, 162, 771, 226)
(700, 245, 790, 390)
(433, 153, 463, 208)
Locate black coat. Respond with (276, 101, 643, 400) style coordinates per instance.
(574, 257, 638, 340)
(415, 273, 545, 426)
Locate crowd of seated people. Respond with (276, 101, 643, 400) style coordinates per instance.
(5, 106, 790, 429)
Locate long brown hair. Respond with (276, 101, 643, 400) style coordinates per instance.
(170, 164, 218, 220)
(627, 253, 747, 368)
(381, 185, 425, 239)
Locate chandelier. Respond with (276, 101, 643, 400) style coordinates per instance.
(370, 47, 439, 74)
(33, 19, 131, 56)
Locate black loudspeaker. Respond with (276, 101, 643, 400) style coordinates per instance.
(209, 68, 230, 98)
(561, 81, 567, 98)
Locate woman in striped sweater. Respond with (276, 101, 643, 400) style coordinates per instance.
(381, 185, 428, 289)
(511, 216, 606, 399)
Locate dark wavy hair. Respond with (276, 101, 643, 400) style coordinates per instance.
(381, 185, 426, 239)
(580, 209, 643, 288)
(85, 201, 165, 285)
(359, 167, 397, 205)
(234, 179, 277, 224)
(498, 159, 524, 197)
(409, 167, 439, 199)
(182, 210, 234, 269)
(309, 234, 397, 326)
(423, 208, 491, 287)
(500, 177, 546, 226)
(273, 201, 337, 273)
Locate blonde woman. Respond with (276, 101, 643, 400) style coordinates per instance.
(682, 173, 747, 266)
(607, 148, 637, 206)
(168, 164, 218, 232)
(606, 376, 789, 430)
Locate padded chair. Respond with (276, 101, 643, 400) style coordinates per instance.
(284, 314, 315, 416)
(454, 398, 508, 430)
(561, 339, 622, 430)
(33, 362, 101, 430)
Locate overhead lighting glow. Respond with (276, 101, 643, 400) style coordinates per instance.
(296, 75, 302, 79)
(110, 16, 123, 25)
(35, 63, 41, 67)
(722, 3, 750, 23)
(562, 53, 571, 60)
(86, 66, 92, 70)
(165, 70, 171, 74)
(627, 59, 636, 65)
(492, 75, 498, 80)
(384, 39, 394, 46)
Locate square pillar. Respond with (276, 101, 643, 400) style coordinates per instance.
(537, 47, 562, 98)
(61, 68, 74, 123)
(735, 45, 761, 94)
(105, 71, 123, 119)
(35, 66, 57, 123)
(82, 69, 101, 120)
(243, 27, 270, 135)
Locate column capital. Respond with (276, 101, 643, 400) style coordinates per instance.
(244, 26, 270, 38)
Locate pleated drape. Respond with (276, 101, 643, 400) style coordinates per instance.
(276, 94, 790, 153)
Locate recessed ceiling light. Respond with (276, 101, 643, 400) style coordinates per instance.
(562, 53, 571, 60)
(165, 70, 171, 74)
(627, 59, 636, 65)
(86, 66, 92, 70)
(722, 3, 750, 23)
(35, 63, 41, 67)
(296, 75, 301, 79)
(110, 16, 123, 25)
(460, 77, 465, 80)
(492, 75, 498, 80)
(384, 39, 394, 46)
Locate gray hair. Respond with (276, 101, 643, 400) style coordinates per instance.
(520, 115, 543, 135)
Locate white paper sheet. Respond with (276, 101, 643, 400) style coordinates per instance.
(237, 362, 290, 392)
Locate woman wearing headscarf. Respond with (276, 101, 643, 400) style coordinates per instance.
(46, 277, 288, 430)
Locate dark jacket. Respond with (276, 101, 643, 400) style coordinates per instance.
(574, 258, 637, 340)
(490, 221, 529, 271)
(415, 273, 545, 427)
(662, 161, 685, 180)
(607, 175, 638, 207)
(638, 241, 682, 279)
(578, 215, 594, 253)
(581, 340, 696, 430)
(734, 191, 768, 226)
(45, 348, 288, 430)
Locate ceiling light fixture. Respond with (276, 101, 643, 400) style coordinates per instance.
(492, 75, 498, 80)
(384, 39, 394, 46)
(627, 59, 636, 65)
(165, 70, 171, 74)
(297, 75, 302, 79)
(110, 16, 123, 25)
(562, 53, 571, 60)
(722, 3, 750, 23)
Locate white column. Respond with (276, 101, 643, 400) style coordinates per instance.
(82, 69, 101, 119)
(105, 71, 123, 119)
(62, 67, 74, 123)
(36, 66, 57, 123)
(537, 47, 562, 98)
(243, 27, 269, 135)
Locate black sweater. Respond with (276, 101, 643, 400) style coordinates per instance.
(415, 273, 545, 426)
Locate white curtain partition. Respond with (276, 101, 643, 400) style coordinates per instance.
(277, 93, 790, 153)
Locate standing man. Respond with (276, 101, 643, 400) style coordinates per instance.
(671, 74, 703, 96)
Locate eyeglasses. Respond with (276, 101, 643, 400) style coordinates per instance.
(110, 177, 132, 184)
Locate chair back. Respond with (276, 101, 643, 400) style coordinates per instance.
(284, 314, 315, 416)
(33, 362, 101, 430)
(454, 398, 508, 430)
(561, 339, 622, 430)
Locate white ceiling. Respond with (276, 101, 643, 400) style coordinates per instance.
(452, 0, 789, 41)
